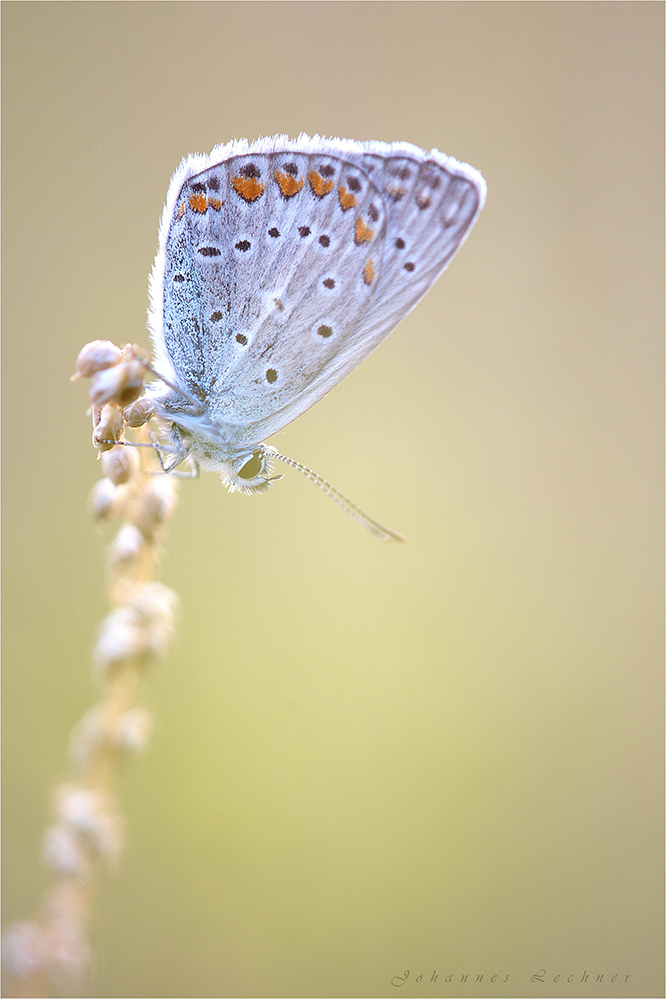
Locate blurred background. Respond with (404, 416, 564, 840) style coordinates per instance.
(2, 4, 663, 998)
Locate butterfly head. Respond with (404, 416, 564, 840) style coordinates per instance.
(213, 445, 283, 495)
(148, 387, 283, 494)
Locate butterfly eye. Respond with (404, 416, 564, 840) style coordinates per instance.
(208, 447, 281, 494)
(238, 451, 264, 480)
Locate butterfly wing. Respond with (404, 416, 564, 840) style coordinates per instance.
(149, 135, 485, 449)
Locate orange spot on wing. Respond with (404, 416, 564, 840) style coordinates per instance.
(387, 185, 407, 202)
(354, 217, 374, 244)
(189, 193, 209, 213)
(363, 259, 375, 285)
(308, 170, 335, 197)
(338, 186, 357, 210)
(232, 175, 265, 202)
(177, 201, 186, 217)
(274, 170, 305, 198)
(207, 197, 222, 210)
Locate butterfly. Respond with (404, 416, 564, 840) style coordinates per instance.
(146, 134, 486, 539)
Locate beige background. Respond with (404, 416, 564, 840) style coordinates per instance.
(2, 3, 663, 998)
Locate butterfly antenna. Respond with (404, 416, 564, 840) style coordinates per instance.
(270, 449, 406, 543)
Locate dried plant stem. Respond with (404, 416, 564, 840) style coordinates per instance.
(4, 345, 179, 998)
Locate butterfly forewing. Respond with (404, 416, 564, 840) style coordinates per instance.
(347, 151, 484, 336)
